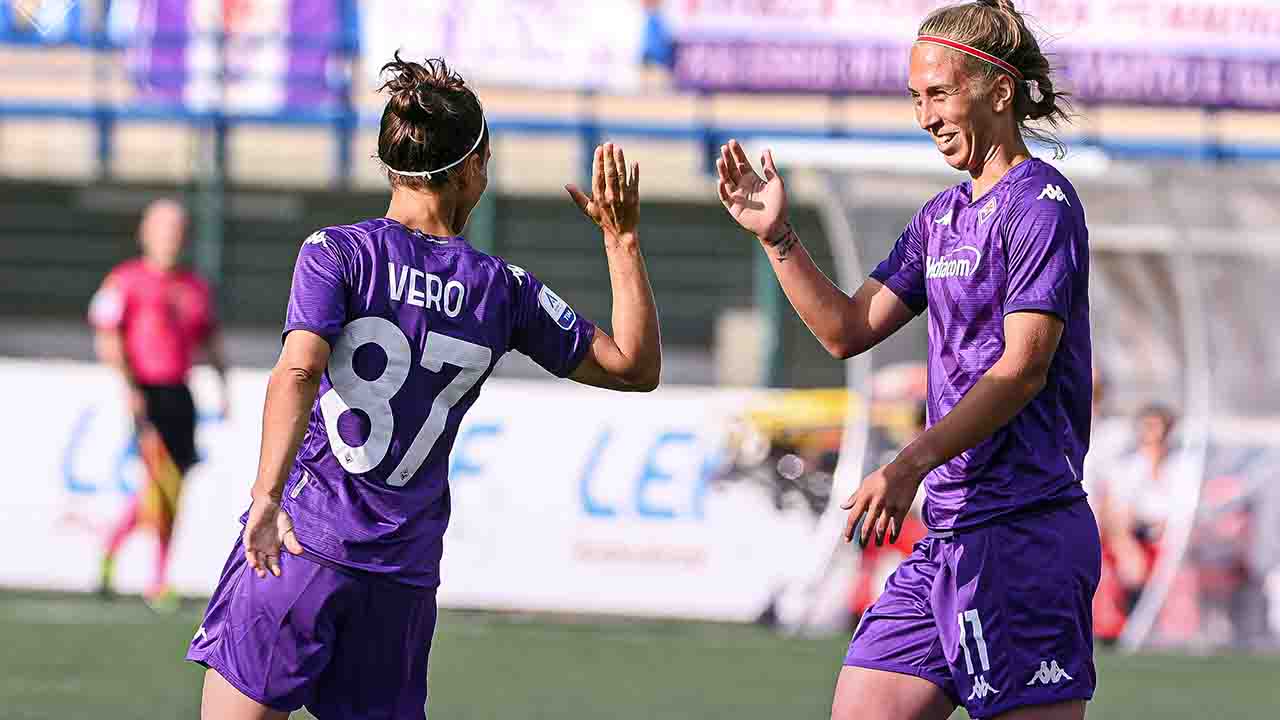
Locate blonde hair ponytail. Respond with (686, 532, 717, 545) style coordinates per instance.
(919, 0, 1073, 157)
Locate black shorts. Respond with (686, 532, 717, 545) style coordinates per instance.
(138, 384, 198, 472)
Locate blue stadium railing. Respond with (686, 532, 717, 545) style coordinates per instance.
(2, 24, 1279, 189)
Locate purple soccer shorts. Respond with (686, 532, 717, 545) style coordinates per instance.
(844, 499, 1101, 719)
(187, 539, 438, 718)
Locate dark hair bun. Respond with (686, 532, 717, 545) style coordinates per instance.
(376, 53, 486, 188)
(382, 54, 468, 125)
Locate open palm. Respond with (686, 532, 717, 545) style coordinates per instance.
(566, 142, 640, 241)
(716, 139, 788, 242)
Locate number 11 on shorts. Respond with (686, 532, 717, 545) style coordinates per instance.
(957, 609, 991, 675)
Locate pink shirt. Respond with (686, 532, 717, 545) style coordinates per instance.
(89, 259, 217, 385)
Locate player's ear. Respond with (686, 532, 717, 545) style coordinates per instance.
(991, 74, 1015, 114)
(463, 151, 487, 184)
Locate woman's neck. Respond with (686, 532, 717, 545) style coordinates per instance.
(386, 189, 460, 237)
(969, 135, 1032, 201)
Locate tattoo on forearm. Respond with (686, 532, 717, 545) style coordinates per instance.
(765, 223, 798, 262)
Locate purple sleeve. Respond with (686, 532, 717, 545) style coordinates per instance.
(282, 231, 348, 345)
(869, 209, 928, 314)
(507, 265, 596, 378)
(1002, 197, 1082, 320)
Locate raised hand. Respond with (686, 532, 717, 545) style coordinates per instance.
(566, 143, 640, 242)
(716, 139, 788, 243)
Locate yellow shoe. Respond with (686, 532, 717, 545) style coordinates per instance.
(144, 585, 179, 614)
(97, 556, 116, 598)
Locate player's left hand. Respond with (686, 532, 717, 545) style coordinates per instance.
(566, 142, 640, 243)
(841, 462, 925, 547)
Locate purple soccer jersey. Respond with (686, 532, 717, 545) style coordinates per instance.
(279, 217, 595, 587)
(871, 158, 1091, 530)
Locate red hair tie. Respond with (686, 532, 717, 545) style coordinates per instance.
(916, 35, 1024, 81)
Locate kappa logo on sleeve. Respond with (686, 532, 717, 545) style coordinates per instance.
(303, 232, 328, 247)
(507, 264, 528, 286)
(538, 285, 577, 331)
(1036, 184, 1071, 205)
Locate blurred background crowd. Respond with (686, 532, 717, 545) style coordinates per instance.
(1, 0, 1278, 671)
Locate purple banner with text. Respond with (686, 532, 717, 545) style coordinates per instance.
(669, 0, 1280, 109)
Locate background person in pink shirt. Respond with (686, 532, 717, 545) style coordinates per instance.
(88, 198, 230, 609)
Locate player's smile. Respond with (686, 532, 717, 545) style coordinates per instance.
(935, 131, 960, 151)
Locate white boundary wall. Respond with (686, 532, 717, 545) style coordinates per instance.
(0, 359, 825, 622)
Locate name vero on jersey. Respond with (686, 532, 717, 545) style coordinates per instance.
(926, 246, 982, 279)
(388, 262, 466, 318)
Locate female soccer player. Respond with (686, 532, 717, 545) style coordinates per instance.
(717, 2, 1096, 719)
(187, 55, 660, 718)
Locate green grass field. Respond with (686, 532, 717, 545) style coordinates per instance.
(1, 591, 1275, 719)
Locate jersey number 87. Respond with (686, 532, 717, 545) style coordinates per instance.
(318, 316, 491, 486)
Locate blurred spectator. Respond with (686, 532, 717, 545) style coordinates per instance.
(1105, 404, 1198, 604)
(1085, 366, 1135, 641)
(1083, 366, 1134, 514)
(88, 198, 229, 610)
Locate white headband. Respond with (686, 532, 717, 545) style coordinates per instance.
(383, 113, 487, 179)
